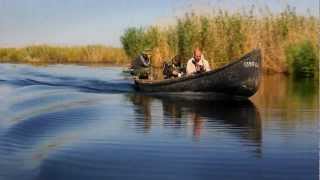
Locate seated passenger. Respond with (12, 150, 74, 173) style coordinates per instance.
(186, 48, 210, 75)
(163, 55, 184, 79)
(130, 49, 152, 79)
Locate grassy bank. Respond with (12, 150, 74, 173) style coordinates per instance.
(121, 6, 319, 76)
(0, 45, 129, 65)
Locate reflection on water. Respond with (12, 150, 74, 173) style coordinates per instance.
(252, 75, 319, 128)
(252, 74, 319, 108)
(129, 94, 261, 139)
(128, 94, 263, 156)
(0, 64, 318, 180)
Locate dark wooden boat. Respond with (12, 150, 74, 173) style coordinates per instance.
(134, 49, 262, 98)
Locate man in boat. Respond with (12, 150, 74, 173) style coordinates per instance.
(130, 49, 152, 79)
(186, 48, 210, 75)
(163, 55, 185, 79)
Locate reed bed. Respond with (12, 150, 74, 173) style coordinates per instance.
(121, 6, 319, 76)
(0, 6, 318, 77)
(0, 45, 129, 65)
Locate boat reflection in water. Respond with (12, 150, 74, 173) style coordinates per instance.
(127, 93, 262, 156)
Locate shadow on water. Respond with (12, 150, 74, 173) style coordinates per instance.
(127, 93, 262, 155)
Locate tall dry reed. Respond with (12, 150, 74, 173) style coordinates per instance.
(121, 6, 319, 74)
(0, 45, 129, 65)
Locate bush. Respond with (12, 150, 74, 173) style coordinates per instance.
(286, 40, 319, 77)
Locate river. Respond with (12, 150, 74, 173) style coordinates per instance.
(0, 64, 318, 180)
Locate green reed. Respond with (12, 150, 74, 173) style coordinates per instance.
(285, 40, 319, 77)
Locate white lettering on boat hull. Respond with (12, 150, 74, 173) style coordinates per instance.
(243, 61, 259, 68)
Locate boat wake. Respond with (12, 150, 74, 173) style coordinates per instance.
(0, 64, 135, 93)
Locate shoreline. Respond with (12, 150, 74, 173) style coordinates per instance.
(0, 61, 130, 68)
(0, 61, 317, 78)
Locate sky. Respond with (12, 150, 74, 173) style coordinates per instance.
(0, 0, 319, 47)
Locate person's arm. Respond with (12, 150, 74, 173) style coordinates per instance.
(186, 59, 195, 75)
(204, 60, 211, 71)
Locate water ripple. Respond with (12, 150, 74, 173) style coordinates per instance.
(0, 64, 317, 180)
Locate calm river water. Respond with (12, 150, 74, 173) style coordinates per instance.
(0, 64, 318, 180)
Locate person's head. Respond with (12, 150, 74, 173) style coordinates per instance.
(193, 48, 202, 62)
(172, 55, 181, 66)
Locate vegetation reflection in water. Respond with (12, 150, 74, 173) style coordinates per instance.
(251, 74, 319, 123)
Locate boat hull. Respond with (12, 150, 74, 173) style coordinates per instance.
(134, 49, 262, 98)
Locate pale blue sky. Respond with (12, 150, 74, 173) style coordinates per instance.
(0, 0, 318, 47)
